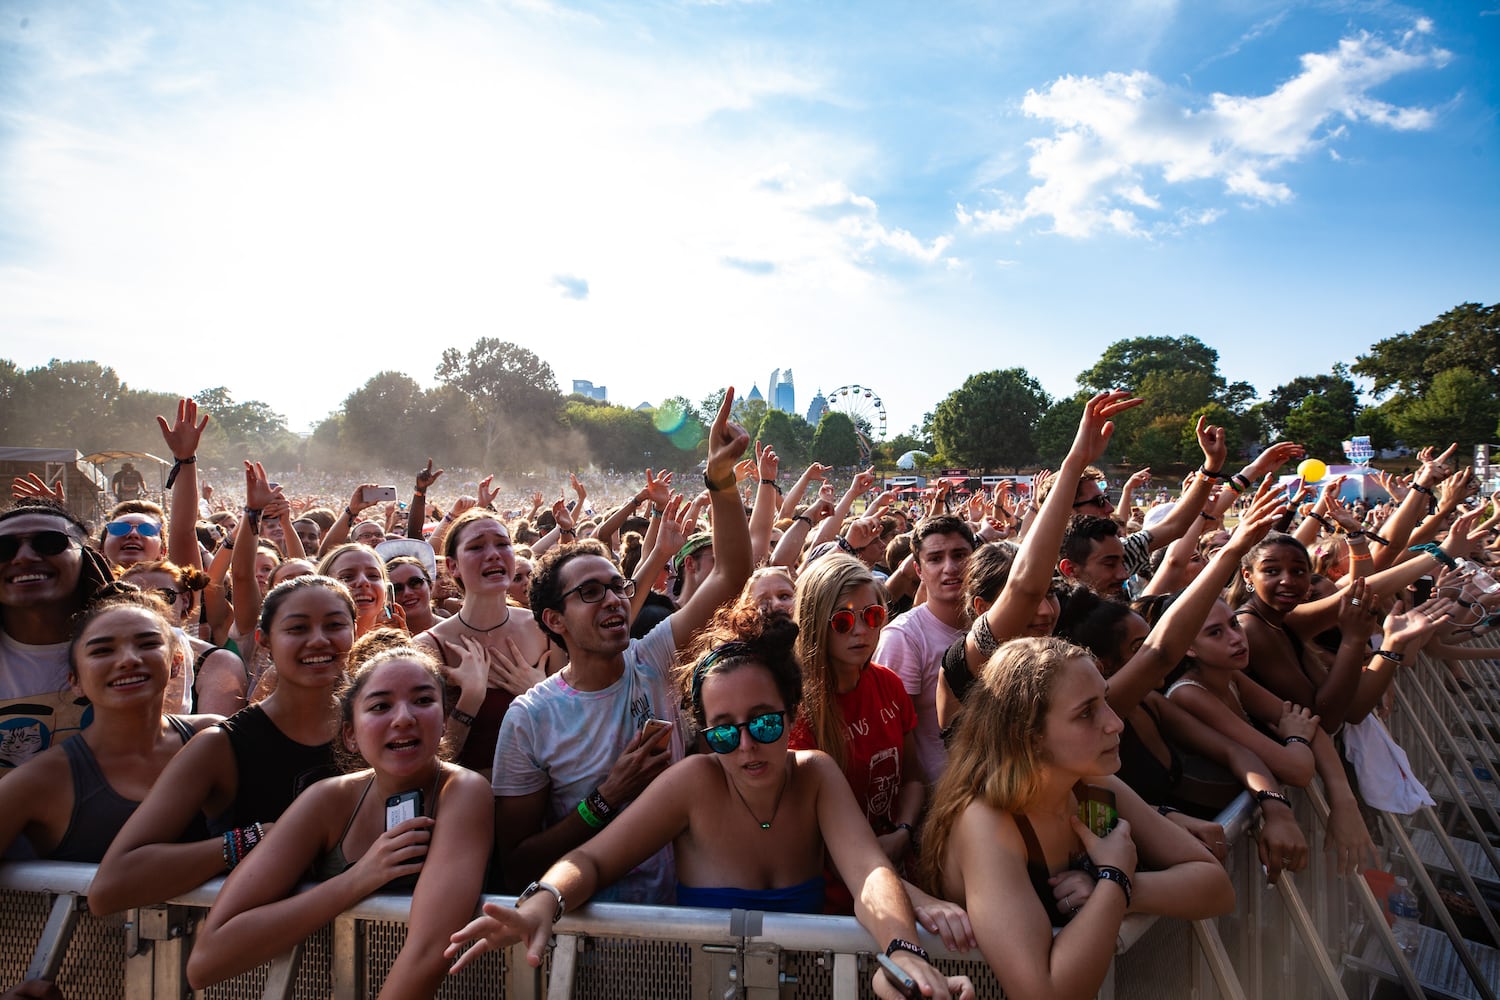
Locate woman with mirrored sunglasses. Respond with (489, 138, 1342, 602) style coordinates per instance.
(788, 553, 925, 914)
(99, 501, 167, 570)
(447, 607, 976, 999)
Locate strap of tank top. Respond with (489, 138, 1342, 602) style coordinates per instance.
(1012, 814, 1047, 869)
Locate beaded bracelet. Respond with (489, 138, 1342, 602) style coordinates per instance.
(793, 515, 814, 527)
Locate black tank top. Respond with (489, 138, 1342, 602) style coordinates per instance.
(210, 704, 336, 833)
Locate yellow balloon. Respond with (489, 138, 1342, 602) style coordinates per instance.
(1298, 459, 1328, 482)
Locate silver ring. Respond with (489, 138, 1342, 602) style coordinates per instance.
(1282, 857, 1294, 864)
(1065, 899, 1075, 915)
(1349, 599, 1361, 607)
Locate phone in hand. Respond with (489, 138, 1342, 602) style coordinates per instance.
(1078, 784, 1118, 838)
(641, 718, 673, 747)
(385, 582, 397, 620)
(363, 485, 398, 503)
(385, 789, 422, 831)
(876, 953, 922, 999)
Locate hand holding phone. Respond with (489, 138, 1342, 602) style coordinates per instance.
(386, 790, 423, 830)
(1077, 784, 1118, 839)
(876, 953, 922, 999)
(640, 718, 673, 747)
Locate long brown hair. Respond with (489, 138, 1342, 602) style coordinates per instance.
(793, 554, 877, 772)
(916, 635, 1090, 894)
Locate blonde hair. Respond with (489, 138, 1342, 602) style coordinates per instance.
(793, 554, 877, 772)
(916, 635, 1091, 894)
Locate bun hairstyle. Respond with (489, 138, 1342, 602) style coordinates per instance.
(678, 606, 802, 737)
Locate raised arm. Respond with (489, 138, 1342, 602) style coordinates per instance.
(969, 391, 1144, 665)
(671, 389, 752, 645)
(809, 467, 875, 551)
(779, 462, 830, 520)
(748, 442, 781, 566)
(158, 398, 210, 571)
(1139, 416, 1223, 552)
(406, 460, 443, 540)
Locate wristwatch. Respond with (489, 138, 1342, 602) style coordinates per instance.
(517, 880, 566, 922)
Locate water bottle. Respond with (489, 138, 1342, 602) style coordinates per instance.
(1389, 876, 1420, 957)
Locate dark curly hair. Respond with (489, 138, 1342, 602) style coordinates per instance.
(677, 606, 802, 740)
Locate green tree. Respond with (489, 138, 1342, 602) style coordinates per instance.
(811, 411, 861, 468)
(1354, 302, 1499, 398)
(652, 396, 707, 462)
(1282, 395, 1350, 462)
(1389, 367, 1500, 450)
(1261, 365, 1359, 440)
(1353, 406, 1397, 453)
(757, 409, 812, 470)
(339, 372, 427, 468)
(930, 369, 1050, 471)
(436, 339, 562, 472)
(1078, 336, 1222, 395)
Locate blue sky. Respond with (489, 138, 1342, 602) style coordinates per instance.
(2, 0, 1496, 443)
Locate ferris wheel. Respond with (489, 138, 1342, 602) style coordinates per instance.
(824, 384, 888, 442)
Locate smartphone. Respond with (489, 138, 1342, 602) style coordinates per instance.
(1078, 784, 1118, 838)
(385, 789, 422, 830)
(876, 953, 921, 1000)
(641, 718, 673, 747)
(363, 485, 398, 503)
(1412, 576, 1434, 606)
(384, 582, 397, 620)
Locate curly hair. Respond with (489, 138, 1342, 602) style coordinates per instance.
(677, 605, 802, 741)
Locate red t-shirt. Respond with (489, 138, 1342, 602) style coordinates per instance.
(790, 663, 917, 829)
(790, 663, 918, 913)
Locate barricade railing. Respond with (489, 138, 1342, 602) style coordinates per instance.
(8, 639, 1500, 998)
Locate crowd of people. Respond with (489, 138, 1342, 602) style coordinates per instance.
(1, 388, 1498, 1000)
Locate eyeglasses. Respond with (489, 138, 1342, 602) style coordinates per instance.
(390, 577, 429, 594)
(1072, 493, 1113, 510)
(559, 577, 636, 604)
(830, 603, 888, 634)
(702, 711, 786, 754)
(0, 530, 79, 562)
(105, 520, 162, 538)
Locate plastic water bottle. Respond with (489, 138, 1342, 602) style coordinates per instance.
(1389, 876, 1420, 958)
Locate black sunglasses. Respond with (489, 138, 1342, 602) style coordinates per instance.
(559, 578, 636, 604)
(390, 577, 430, 594)
(0, 530, 79, 562)
(1072, 493, 1113, 509)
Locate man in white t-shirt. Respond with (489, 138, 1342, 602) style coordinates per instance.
(874, 515, 976, 787)
(492, 394, 752, 902)
(0, 503, 112, 777)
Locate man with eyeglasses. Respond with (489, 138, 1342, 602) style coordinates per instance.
(0, 502, 113, 779)
(492, 391, 753, 904)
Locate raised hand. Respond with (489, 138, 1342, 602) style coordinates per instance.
(156, 397, 209, 462)
(1195, 416, 1228, 470)
(1071, 390, 1145, 466)
(11, 473, 64, 504)
(416, 459, 444, 494)
(640, 469, 673, 508)
(477, 475, 500, 511)
(704, 388, 751, 483)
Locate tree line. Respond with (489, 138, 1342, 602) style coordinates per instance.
(1, 302, 1495, 476)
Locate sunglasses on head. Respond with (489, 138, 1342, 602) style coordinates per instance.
(560, 578, 636, 604)
(830, 603, 888, 634)
(702, 711, 786, 754)
(106, 520, 162, 538)
(0, 530, 79, 562)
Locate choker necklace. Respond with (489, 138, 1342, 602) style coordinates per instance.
(730, 767, 789, 830)
(457, 607, 510, 633)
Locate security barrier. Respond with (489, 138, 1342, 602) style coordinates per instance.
(3, 637, 1498, 998)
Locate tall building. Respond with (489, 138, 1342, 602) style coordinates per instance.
(571, 380, 607, 401)
(747, 384, 764, 403)
(806, 388, 828, 425)
(773, 369, 795, 414)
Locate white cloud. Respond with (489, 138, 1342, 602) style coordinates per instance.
(962, 26, 1448, 238)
